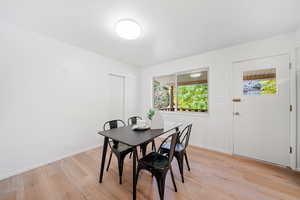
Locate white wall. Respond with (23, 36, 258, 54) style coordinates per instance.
(0, 21, 140, 180)
(296, 28, 300, 48)
(140, 33, 297, 163)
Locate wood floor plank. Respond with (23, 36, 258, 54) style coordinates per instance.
(0, 191, 17, 200)
(1, 145, 300, 200)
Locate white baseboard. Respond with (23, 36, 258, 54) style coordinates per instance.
(0, 144, 101, 181)
(194, 144, 232, 155)
(194, 145, 300, 172)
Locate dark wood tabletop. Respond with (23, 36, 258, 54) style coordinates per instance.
(97, 126, 178, 147)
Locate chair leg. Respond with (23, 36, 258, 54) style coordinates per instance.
(118, 156, 125, 184)
(135, 165, 141, 184)
(175, 153, 185, 183)
(151, 140, 156, 151)
(135, 151, 139, 161)
(141, 144, 147, 157)
(184, 152, 191, 171)
(169, 166, 177, 192)
(106, 151, 112, 171)
(154, 173, 167, 200)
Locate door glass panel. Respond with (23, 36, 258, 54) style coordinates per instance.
(243, 68, 277, 95)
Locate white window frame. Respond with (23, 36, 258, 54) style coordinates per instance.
(152, 67, 210, 115)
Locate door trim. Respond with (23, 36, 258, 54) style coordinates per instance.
(291, 48, 299, 170)
(108, 73, 126, 121)
(231, 53, 296, 169)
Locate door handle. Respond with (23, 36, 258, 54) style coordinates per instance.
(233, 112, 240, 116)
(232, 98, 241, 102)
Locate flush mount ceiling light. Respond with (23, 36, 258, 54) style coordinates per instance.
(115, 19, 141, 40)
(190, 73, 202, 78)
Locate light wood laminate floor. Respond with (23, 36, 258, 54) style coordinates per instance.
(1, 145, 300, 200)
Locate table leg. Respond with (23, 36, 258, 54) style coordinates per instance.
(99, 137, 109, 183)
(132, 147, 137, 200)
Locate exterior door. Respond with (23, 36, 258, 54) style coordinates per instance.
(108, 74, 125, 120)
(232, 54, 290, 166)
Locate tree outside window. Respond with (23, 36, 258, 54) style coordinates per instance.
(153, 70, 208, 112)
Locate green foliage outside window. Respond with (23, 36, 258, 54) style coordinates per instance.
(178, 84, 208, 111)
(243, 79, 276, 95)
(153, 80, 209, 112)
(260, 80, 276, 94)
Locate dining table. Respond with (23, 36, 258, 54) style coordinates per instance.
(97, 122, 181, 200)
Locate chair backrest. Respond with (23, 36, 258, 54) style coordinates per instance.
(103, 120, 126, 147)
(103, 119, 126, 131)
(167, 131, 180, 165)
(179, 123, 192, 149)
(127, 116, 142, 125)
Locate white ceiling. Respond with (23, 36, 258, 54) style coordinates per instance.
(0, 0, 299, 67)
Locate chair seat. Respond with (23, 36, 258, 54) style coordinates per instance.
(111, 142, 132, 153)
(160, 142, 185, 152)
(139, 152, 169, 169)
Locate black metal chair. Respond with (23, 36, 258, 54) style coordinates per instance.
(135, 130, 179, 200)
(128, 116, 156, 157)
(104, 119, 134, 184)
(159, 123, 192, 183)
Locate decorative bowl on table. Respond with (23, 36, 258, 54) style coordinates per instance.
(131, 120, 150, 131)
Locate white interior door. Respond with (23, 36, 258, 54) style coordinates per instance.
(232, 54, 290, 166)
(108, 74, 125, 120)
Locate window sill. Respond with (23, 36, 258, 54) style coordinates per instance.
(159, 110, 209, 117)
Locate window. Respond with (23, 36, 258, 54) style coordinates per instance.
(243, 68, 276, 95)
(153, 69, 208, 112)
(153, 74, 176, 111)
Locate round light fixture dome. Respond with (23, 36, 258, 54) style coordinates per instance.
(115, 19, 141, 40)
